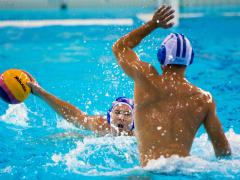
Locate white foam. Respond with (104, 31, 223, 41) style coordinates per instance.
(0, 19, 133, 28)
(52, 154, 62, 164)
(51, 136, 138, 175)
(56, 116, 79, 130)
(49, 129, 240, 177)
(0, 166, 12, 174)
(0, 103, 29, 127)
(52, 141, 89, 174)
(144, 155, 240, 178)
(145, 128, 240, 177)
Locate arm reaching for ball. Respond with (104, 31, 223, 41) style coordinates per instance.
(26, 73, 110, 134)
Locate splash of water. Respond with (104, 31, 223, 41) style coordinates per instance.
(50, 129, 240, 178)
(144, 129, 240, 178)
(51, 136, 139, 175)
(56, 116, 79, 130)
(0, 103, 29, 127)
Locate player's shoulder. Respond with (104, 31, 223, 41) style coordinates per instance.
(139, 61, 159, 75)
(193, 86, 214, 107)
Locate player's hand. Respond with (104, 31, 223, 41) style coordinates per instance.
(152, 5, 175, 29)
(22, 71, 41, 95)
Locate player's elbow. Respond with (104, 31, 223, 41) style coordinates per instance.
(112, 40, 123, 54)
(112, 43, 125, 64)
(112, 43, 118, 54)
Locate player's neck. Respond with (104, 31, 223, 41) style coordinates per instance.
(162, 65, 186, 79)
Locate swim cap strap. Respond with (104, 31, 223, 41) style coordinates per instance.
(189, 49, 194, 65)
(157, 45, 166, 65)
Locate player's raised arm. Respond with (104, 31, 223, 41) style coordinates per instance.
(112, 5, 174, 79)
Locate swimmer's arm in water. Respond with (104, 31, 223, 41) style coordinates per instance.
(204, 100, 232, 158)
(27, 80, 110, 134)
(112, 5, 174, 79)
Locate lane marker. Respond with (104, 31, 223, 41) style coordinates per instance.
(137, 12, 240, 22)
(1, 11, 239, 28)
(223, 12, 240, 17)
(136, 12, 204, 22)
(180, 13, 204, 18)
(0, 18, 133, 27)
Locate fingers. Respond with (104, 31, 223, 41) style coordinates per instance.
(164, 9, 175, 18)
(27, 81, 41, 94)
(26, 81, 33, 93)
(163, 22, 174, 29)
(156, 5, 166, 14)
(21, 70, 35, 81)
(26, 81, 32, 87)
(162, 14, 175, 24)
(154, 5, 175, 28)
(26, 81, 36, 87)
(163, 5, 172, 13)
(159, 5, 172, 16)
(156, 5, 174, 18)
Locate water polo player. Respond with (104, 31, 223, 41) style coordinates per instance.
(26, 74, 134, 136)
(113, 5, 231, 166)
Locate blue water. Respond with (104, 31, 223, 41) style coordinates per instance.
(0, 9, 240, 179)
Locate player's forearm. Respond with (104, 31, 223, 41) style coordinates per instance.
(214, 138, 232, 158)
(33, 87, 87, 127)
(113, 20, 157, 50)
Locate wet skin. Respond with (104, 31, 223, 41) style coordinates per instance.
(26, 73, 134, 136)
(112, 5, 231, 166)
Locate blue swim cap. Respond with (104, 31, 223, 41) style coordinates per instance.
(107, 97, 134, 131)
(157, 33, 194, 66)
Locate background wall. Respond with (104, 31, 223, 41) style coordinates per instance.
(1, 0, 240, 10)
(180, 0, 240, 7)
(0, 0, 157, 9)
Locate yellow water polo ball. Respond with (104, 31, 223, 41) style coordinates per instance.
(0, 69, 31, 104)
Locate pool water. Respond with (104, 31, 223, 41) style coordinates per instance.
(0, 9, 240, 179)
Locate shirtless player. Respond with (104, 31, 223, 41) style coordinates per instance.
(112, 5, 231, 167)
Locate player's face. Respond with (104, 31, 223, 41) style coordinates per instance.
(110, 104, 133, 133)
